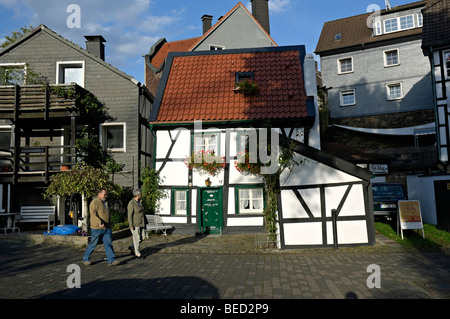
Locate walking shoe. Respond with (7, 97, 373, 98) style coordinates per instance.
(107, 260, 120, 266)
(128, 246, 135, 256)
(82, 261, 91, 266)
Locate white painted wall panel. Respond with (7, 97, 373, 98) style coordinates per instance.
(283, 223, 323, 245)
(157, 162, 189, 186)
(281, 158, 360, 186)
(227, 216, 264, 226)
(326, 221, 369, 244)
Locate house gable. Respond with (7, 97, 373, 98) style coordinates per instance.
(189, 2, 276, 51)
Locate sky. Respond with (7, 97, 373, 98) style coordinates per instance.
(0, 0, 419, 84)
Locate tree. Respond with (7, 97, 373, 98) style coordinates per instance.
(1, 26, 34, 48)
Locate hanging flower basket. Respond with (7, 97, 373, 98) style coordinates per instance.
(185, 150, 226, 176)
(234, 80, 259, 96)
(234, 149, 263, 176)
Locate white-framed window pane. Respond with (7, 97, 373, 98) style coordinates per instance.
(445, 51, 450, 78)
(384, 18, 398, 33)
(388, 84, 402, 99)
(63, 67, 83, 85)
(375, 21, 382, 35)
(194, 134, 218, 154)
(417, 13, 423, 27)
(174, 190, 187, 215)
(385, 50, 398, 66)
(400, 15, 414, 30)
(57, 61, 84, 87)
(341, 90, 355, 106)
(102, 124, 125, 151)
(239, 188, 263, 213)
(339, 58, 353, 73)
(0, 65, 26, 85)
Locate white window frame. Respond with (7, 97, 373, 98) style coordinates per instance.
(0, 63, 27, 85)
(193, 133, 220, 155)
(384, 17, 399, 33)
(238, 188, 264, 214)
(386, 82, 403, 101)
(417, 12, 423, 27)
(384, 14, 416, 34)
(383, 49, 400, 67)
(210, 44, 225, 50)
(337, 57, 353, 74)
(100, 122, 126, 152)
(173, 189, 188, 216)
(340, 89, 356, 106)
(56, 61, 85, 87)
(444, 50, 450, 79)
(374, 20, 382, 35)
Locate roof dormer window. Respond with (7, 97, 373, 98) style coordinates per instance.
(236, 72, 254, 82)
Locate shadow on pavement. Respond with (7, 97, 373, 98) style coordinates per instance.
(40, 276, 219, 299)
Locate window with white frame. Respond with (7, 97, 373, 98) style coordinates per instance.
(384, 18, 398, 33)
(210, 44, 225, 50)
(417, 13, 423, 27)
(340, 89, 356, 106)
(444, 51, 450, 78)
(0, 63, 26, 85)
(386, 83, 402, 100)
(338, 57, 353, 74)
(384, 49, 399, 67)
(384, 15, 415, 34)
(101, 123, 126, 152)
(57, 61, 85, 87)
(399, 15, 414, 30)
(238, 188, 263, 214)
(374, 21, 382, 35)
(173, 189, 188, 215)
(194, 133, 219, 154)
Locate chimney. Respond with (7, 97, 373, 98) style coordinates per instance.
(85, 35, 106, 61)
(201, 15, 213, 34)
(251, 0, 270, 35)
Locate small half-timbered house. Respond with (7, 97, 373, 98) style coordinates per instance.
(149, 46, 375, 249)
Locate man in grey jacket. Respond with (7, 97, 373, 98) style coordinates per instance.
(127, 189, 146, 258)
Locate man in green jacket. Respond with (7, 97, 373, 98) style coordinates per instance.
(82, 188, 119, 266)
(128, 189, 146, 258)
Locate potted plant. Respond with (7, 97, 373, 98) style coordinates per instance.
(234, 80, 259, 96)
(185, 150, 226, 176)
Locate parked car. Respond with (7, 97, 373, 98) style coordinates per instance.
(372, 183, 407, 220)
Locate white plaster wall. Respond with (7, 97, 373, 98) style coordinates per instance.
(325, 184, 365, 217)
(326, 220, 369, 244)
(281, 156, 361, 186)
(156, 161, 189, 186)
(406, 174, 450, 225)
(227, 216, 264, 226)
(283, 223, 323, 245)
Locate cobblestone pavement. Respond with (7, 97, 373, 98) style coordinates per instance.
(0, 233, 449, 301)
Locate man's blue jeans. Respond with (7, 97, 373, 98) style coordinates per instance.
(83, 227, 116, 264)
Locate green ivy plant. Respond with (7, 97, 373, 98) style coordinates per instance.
(139, 167, 168, 214)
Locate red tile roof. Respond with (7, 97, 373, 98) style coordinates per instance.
(150, 37, 201, 69)
(150, 47, 312, 124)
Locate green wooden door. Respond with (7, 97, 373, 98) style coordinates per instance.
(200, 188, 223, 234)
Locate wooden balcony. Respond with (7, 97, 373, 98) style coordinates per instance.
(0, 145, 77, 183)
(0, 84, 85, 120)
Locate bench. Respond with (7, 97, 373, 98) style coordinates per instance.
(145, 215, 173, 236)
(18, 206, 56, 232)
